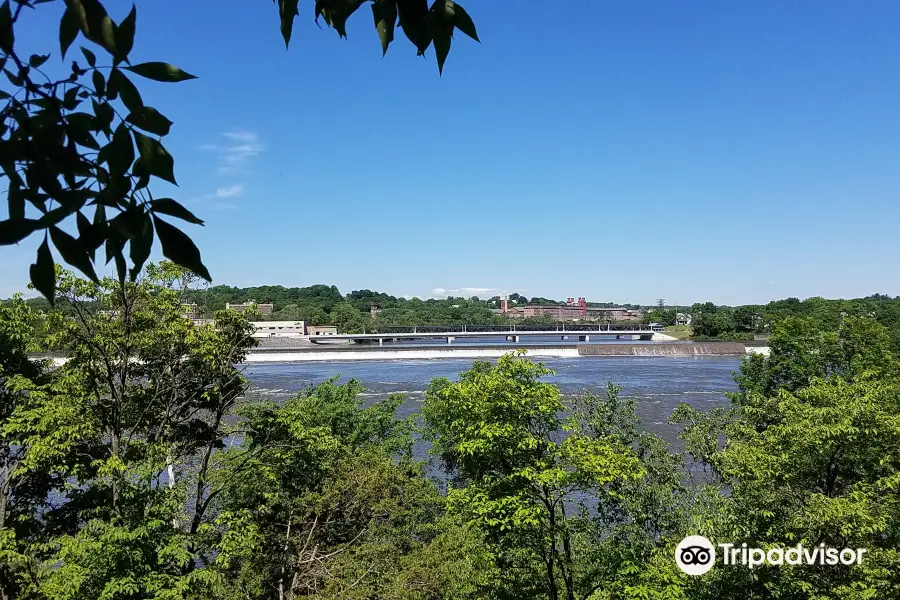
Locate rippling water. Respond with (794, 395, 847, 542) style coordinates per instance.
(243, 356, 743, 450)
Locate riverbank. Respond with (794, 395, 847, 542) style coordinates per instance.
(244, 342, 769, 363)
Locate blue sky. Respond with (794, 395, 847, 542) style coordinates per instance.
(4, 0, 900, 305)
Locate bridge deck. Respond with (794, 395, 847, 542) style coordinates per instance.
(310, 329, 657, 342)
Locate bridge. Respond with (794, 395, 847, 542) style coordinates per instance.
(309, 324, 667, 345)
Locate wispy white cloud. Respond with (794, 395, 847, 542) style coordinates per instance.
(431, 287, 498, 297)
(201, 130, 263, 176)
(189, 131, 262, 211)
(215, 184, 245, 198)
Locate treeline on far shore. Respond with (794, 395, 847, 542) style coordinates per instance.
(8, 283, 900, 349)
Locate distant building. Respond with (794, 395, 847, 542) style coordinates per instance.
(227, 301, 274, 316)
(250, 321, 305, 338)
(306, 325, 338, 337)
(180, 303, 199, 319)
(676, 313, 692, 326)
(499, 297, 645, 322)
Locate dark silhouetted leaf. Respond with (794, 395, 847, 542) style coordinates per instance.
(77, 210, 103, 252)
(315, 0, 365, 39)
(372, 0, 397, 55)
(50, 224, 98, 282)
(278, 0, 299, 48)
(80, 46, 96, 68)
(63, 86, 81, 109)
(7, 177, 23, 220)
(133, 131, 176, 184)
(447, 0, 478, 42)
(126, 106, 173, 136)
(151, 198, 204, 225)
(125, 62, 196, 83)
(428, 2, 452, 74)
(92, 68, 104, 95)
(0, 218, 38, 245)
(397, 0, 430, 54)
(0, 1, 14, 54)
(29, 53, 50, 68)
(128, 211, 152, 280)
(93, 99, 114, 132)
(152, 215, 211, 281)
(108, 122, 134, 175)
(60, 8, 79, 58)
(30, 237, 55, 302)
(104, 233, 126, 281)
(115, 4, 136, 63)
(108, 68, 143, 113)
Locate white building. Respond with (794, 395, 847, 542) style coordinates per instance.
(250, 321, 306, 339)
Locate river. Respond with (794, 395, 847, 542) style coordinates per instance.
(243, 355, 743, 451)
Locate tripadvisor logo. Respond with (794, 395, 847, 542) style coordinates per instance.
(676, 536, 716, 575)
(675, 536, 868, 575)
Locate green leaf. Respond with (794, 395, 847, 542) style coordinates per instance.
(278, 0, 300, 48)
(152, 215, 211, 281)
(125, 62, 197, 83)
(128, 211, 153, 280)
(107, 122, 134, 176)
(427, 3, 452, 75)
(0, 218, 38, 245)
(447, 0, 478, 42)
(30, 237, 56, 302)
(50, 224, 98, 282)
(125, 106, 173, 136)
(69, 0, 118, 57)
(150, 198, 204, 225)
(108, 68, 143, 113)
(60, 8, 80, 58)
(80, 46, 96, 68)
(372, 0, 397, 55)
(114, 4, 136, 63)
(133, 131, 177, 185)
(315, 0, 365, 39)
(29, 53, 51, 69)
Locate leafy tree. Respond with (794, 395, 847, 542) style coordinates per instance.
(329, 301, 370, 333)
(423, 353, 689, 600)
(213, 378, 496, 600)
(647, 308, 676, 326)
(0, 263, 257, 598)
(269, 303, 329, 325)
(1, 0, 479, 300)
(672, 317, 900, 599)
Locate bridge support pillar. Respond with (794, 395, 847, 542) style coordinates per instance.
(447, 336, 454, 345)
(506, 335, 521, 343)
(379, 338, 383, 347)
(578, 335, 590, 342)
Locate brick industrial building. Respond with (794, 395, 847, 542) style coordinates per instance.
(497, 297, 645, 322)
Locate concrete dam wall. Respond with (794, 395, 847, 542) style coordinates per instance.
(577, 342, 764, 357)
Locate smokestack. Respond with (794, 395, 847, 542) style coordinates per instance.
(500, 297, 509, 314)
